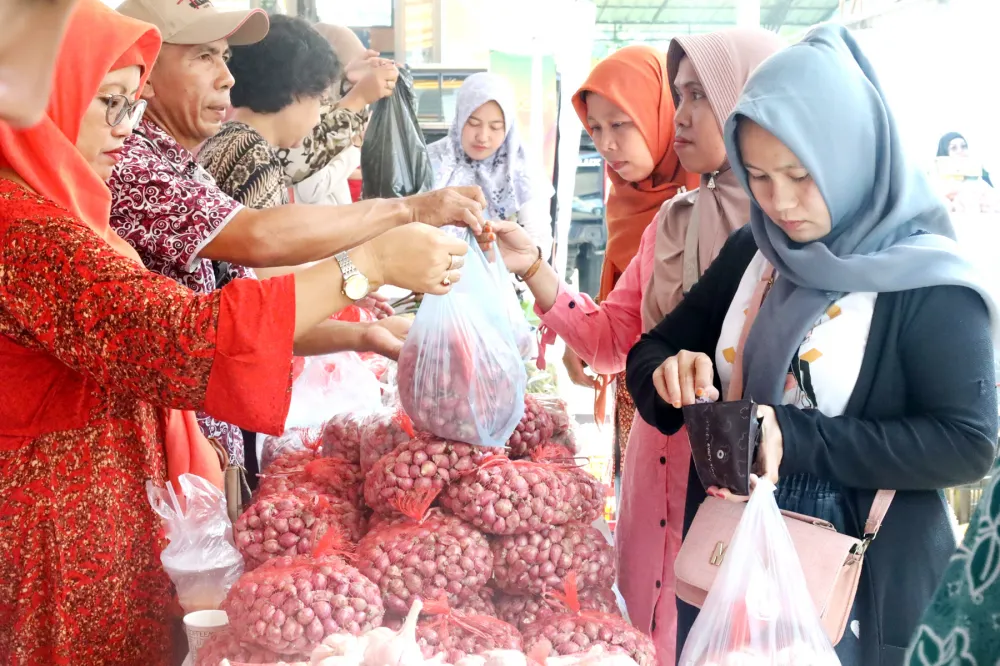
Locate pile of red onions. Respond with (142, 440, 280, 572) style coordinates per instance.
(491, 523, 616, 595)
(438, 457, 574, 535)
(356, 498, 494, 616)
(363, 436, 487, 515)
(222, 553, 385, 655)
(521, 613, 656, 666)
(505, 395, 555, 459)
(494, 588, 620, 633)
(234, 493, 364, 568)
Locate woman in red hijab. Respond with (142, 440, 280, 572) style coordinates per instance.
(0, 1, 463, 663)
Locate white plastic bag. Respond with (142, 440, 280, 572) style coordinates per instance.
(147, 473, 244, 614)
(678, 479, 841, 666)
(397, 230, 527, 447)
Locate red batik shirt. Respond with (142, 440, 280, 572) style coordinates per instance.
(108, 118, 258, 463)
(0, 180, 294, 665)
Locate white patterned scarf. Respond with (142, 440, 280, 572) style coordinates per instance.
(427, 72, 553, 221)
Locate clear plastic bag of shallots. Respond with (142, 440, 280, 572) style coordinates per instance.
(397, 230, 526, 448)
(678, 479, 841, 666)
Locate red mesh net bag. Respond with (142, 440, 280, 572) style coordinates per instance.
(533, 395, 577, 453)
(260, 428, 322, 474)
(438, 455, 577, 535)
(391, 598, 524, 663)
(257, 457, 364, 509)
(221, 533, 385, 656)
(233, 492, 366, 568)
(495, 587, 619, 633)
(319, 412, 364, 465)
(491, 522, 616, 595)
(505, 394, 555, 458)
(359, 406, 416, 474)
(363, 435, 488, 515)
(521, 574, 656, 666)
(356, 489, 494, 616)
(531, 445, 607, 526)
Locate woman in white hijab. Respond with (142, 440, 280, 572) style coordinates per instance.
(429, 72, 555, 258)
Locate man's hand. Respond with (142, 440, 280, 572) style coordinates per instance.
(351, 61, 399, 105)
(352, 223, 468, 296)
(360, 316, 411, 360)
(406, 187, 486, 235)
(344, 50, 391, 85)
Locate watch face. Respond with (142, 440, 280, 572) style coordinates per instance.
(344, 273, 370, 301)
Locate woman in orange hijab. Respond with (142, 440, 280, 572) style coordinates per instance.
(0, 1, 465, 662)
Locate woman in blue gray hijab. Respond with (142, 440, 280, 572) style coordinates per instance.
(626, 23, 998, 665)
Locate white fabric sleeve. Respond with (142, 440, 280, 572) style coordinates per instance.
(516, 196, 554, 260)
(291, 146, 362, 206)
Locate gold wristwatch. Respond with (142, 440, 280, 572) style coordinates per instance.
(335, 251, 370, 301)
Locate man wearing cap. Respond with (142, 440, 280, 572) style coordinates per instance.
(109, 0, 485, 467)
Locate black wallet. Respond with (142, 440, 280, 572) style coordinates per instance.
(682, 399, 761, 495)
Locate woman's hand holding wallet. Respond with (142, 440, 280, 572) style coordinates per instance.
(653, 350, 784, 500)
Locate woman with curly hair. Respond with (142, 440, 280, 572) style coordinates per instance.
(198, 14, 340, 213)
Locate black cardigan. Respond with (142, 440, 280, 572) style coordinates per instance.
(626, 225, 998, 665)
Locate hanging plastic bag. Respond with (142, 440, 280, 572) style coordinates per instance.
(397, 230, 527, 447)
(361, 66, 434, 199)
(147, 473, 244, 614)
(678, 479, 841, 666)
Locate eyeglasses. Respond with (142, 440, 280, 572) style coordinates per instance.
(99, 94, 147, 130)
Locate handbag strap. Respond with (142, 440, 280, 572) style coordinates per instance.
(728, 261, 895, 547)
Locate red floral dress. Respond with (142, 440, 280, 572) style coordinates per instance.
(0, 181, 295, 665)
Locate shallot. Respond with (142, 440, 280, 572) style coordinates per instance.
(505, 395, 555, 459)
(233, 493, 365, 569)
(495, 588, 619, 632)
(438, 456, 572, 535)
(363, 436, 488, 516)
(321, 413, 364, 465)
(407, 599, 523, 663)
(356, 491, 494, 615)
(222, 548, 384, 655)
(195, 627, 288, 666)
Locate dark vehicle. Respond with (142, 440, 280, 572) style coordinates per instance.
(567, 131, 606, 298)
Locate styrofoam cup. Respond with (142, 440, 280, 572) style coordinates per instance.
(183, 609, 228, 661)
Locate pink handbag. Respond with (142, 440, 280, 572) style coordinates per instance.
(673, 264, 894, 645)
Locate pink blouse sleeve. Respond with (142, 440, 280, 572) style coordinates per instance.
(534, 223, 654, 375)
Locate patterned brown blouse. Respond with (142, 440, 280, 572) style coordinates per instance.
(0, 179, 295, 665)
(199, 121, 288, 211)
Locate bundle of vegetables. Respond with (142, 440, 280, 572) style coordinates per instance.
(504, 395, 554, 459)
(490, 523, 615, 595)
(234, 493, 365, 568)
(494, 588, 619, 633)
(531, 397, 576, 453)
(529, 446, 606, 526)
(438, 456, 576, 535)
(520, 575, 656, 666)
(222, 535, 385, 655)
(364, 436, 488, 516)
(261, 428, 322, 474)
(404, 599, 523, 664)
(356, 490, 494, 615)
(320, 413, 364, 465)
(359, 406, 416, 474)
(194, 627, 288, 666)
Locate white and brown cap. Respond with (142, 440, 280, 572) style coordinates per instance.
(116, 0, 269, 47)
